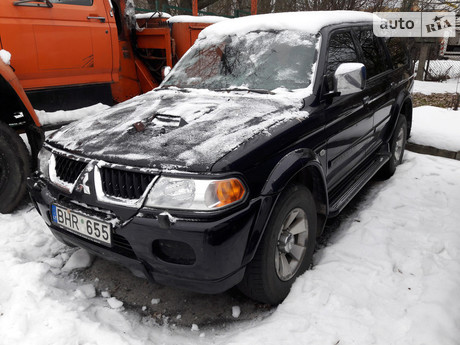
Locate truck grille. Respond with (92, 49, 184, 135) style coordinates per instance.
(54, 155, 87, 184)
(100, 167, 156, 199)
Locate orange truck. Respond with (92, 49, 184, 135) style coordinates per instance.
(0, 0, 227, 111)
(0, 0, 249, 212)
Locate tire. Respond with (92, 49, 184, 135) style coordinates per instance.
(380, 115, 407, 179)
(0, 122, 30, 213)
(238, 184, 317, 305)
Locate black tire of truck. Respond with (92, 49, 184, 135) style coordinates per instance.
(379, 115, 407, 179)
(238, 184, 317, 305)
(0, 122, 30, 213)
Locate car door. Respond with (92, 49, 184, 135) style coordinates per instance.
(321, 30, 374, 190)
(354, 27, 396, 155)
(0, 0, 116, 90)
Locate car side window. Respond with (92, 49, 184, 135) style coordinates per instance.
(49, 0, 93, 5)
(326, 31, 359, 91)
(386, 37, 409, 69)
(356, 29, 389, 78)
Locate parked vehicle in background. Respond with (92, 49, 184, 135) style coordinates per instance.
(0, 0, 227, 213)
(0, 0, 226, 112)
(28, 11, 413, 304)
(0, 58, 43, 213)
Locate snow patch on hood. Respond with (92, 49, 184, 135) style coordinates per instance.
(48, 88, 310, 170)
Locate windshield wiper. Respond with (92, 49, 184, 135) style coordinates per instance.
(215, 88, 273, 95)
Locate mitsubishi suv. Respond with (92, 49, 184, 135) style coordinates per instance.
(28, 11, 413, 305)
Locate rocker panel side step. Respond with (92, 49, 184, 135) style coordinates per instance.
(328, 154, 390, 217)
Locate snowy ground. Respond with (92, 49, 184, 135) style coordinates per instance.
(3, 81, 457, 343)
(413, 79, 460, 95)
(410, 80, 460, 152)
(411, 106, 460, 151)
(0, 152, 459, 344)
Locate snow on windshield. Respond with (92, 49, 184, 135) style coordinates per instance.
(163, 30, 317, 91)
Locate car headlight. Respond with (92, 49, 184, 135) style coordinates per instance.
(144, 177, 246, 211)
(37, 148, 52, 179)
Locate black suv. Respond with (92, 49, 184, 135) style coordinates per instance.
(28, 11, 413, 305)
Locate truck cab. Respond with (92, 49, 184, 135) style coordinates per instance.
(0, 0, 119, 109)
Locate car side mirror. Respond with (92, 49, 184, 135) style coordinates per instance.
(334, 63, 366, 96)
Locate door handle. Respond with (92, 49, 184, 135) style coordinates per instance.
(363, 96, 370, 106)
(87, 16, 106, 23)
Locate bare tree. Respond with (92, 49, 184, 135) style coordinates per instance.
(135, 0, 407, 16)
(179, 0, 222, 13)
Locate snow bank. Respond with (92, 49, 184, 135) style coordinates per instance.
(0, 152, 459, 344)
(0, 49, 11, 65)
(413, 79, 460, 94)
(35, 103, 110, 126)
(410, 106, 460, 151)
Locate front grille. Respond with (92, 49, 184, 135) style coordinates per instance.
(54, 155, 87, 184)
(100, 167, 156, 199)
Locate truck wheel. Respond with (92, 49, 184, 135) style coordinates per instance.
(238, 184, 317, 305)
(0, 122, 30, 213)
(380, 115, 407, 179)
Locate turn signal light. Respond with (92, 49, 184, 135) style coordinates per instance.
(214, 179, 246, 207)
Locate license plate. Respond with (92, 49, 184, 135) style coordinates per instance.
(51, 204, 112, 246)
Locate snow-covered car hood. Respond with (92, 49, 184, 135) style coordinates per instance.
(48, 88, 309, 171)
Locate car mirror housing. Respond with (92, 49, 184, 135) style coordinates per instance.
(334, 63, 366, 96)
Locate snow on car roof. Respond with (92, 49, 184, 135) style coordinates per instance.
(167, 15, 228, 24)
(199, 11, 377, 39)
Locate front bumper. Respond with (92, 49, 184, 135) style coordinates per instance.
(27, 175, 269, 294)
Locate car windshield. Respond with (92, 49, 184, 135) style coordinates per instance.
(162, 30, 318, 91)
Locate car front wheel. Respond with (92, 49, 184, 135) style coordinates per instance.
(0, 122, 30, 213)
(238, 184, 317, 305)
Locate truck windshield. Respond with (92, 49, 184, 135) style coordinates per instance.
(162, 30, 317, 92)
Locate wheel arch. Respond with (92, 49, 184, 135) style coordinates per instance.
(261, 149, 328, 232)
(386, 90, 413, 143)
(242, 148, 328, 266)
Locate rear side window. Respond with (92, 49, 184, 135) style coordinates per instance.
(326, 31, 359, 90)
(50, 0, 93, 5)
(356, 29, 389, 78)
(386, 37, 409, 68)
